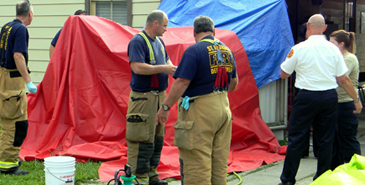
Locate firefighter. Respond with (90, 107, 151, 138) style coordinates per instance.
(126, 10, 176, 185)
(49, 9, 87, 58)
(156, 15, 238, 185)
(279, 14, 361, 185)
(0, 1, 37, 175)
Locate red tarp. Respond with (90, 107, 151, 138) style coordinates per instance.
(20, 16, 285, 181)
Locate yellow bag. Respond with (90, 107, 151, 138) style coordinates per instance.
(311, 154, 365, 185)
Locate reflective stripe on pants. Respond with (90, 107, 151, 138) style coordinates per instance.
(0, 68, 27, 171)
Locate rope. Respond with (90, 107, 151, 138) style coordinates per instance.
(227, 172, 242, 185)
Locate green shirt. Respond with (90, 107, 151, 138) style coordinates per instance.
(336, 52, 359, 103)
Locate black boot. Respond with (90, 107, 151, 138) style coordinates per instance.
(149, 179, 168, 185)
(278, 182, 294, 185)
(0, 168, 29, 175)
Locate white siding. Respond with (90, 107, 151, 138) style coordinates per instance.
(132, 0, 160, 28)
(0, 0, 85, 85)
(258, 79, 287, 140)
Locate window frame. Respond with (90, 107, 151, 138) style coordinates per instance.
(87, 0, 132, 26)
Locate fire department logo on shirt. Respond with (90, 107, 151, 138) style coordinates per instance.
(287, 49, 294, 58)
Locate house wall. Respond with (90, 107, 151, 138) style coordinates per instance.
(132, 0, 161, 28)
(0, 0, 85, 85)
(0, 0, 163, 85)
(296, 0, 365, 71)
(357, 0, 365, 71)
(320, 0, 344, 30)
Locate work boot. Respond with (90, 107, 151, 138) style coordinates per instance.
(133, 177, 149, 185)
(149, 179, 168, 185)
(0, 168, 29, 175)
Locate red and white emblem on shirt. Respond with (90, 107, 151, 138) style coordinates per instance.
(287, 49, 294, 58)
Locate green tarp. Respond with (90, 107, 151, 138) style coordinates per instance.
(311, 154, 365, 185)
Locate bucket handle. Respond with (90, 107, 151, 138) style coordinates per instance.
(45, 167, 73, 183)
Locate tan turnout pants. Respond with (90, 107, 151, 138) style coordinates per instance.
(0, 68, 28, 171)
(126, 90, 166, 184)
(174, 92, 232, 185)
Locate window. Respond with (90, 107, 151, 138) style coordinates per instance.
(345, 0, 355, 32)
(92, 0, 130, 25)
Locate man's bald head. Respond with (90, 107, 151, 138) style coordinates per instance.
(307, 14, 327, 36)
(308, 14, 325, 28)
(146, 10, 167, 26)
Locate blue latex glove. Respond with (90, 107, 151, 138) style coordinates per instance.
(26, 81, 37, 94)
(181, 96, 190, 110)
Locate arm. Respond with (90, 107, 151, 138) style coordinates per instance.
(155, 78, 191, 124)
(130, 61, 176, 76)
(336, 74, 362, 114)
(166, 59, 177, 75)
(49, 45, 55, 58)
(166, 59, 174, 66)
(281, 69, 291, 79)
(280, 48, 296, 79)
(337, 74, 357, 100)
(50, 29, 61, 58)
(354, 100, 363, 114)
(13, 52, 31, 83)
(228, 77, 238, 92)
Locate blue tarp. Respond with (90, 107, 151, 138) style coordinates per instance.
(158, 0, 294, 88)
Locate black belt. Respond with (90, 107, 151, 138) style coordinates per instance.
(8, 69, 31, 78)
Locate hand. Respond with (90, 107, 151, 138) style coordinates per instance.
(353, 101, 362, 114)
(26, 81, 37, 94)
(156, 107, 169, 125)
(164, 65, 177, 76)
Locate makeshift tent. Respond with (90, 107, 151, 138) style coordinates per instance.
(20, 16, 285, 181)
(158, 0, 294, 88)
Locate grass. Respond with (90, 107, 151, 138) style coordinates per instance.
(0, 128, 103, 184)
(0, 160, 102, 185)
(278, 139, 288, 146)
(0, 159, 178, 185)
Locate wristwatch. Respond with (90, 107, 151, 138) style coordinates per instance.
(355, 96, 360, 103)
(161, 104, 170, 111)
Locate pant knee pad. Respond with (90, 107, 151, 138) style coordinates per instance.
(13, 120, 28, 147)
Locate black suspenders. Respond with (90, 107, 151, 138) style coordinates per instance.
(0, 21, 20, 67)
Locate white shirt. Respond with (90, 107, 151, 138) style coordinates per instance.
(281, 35, 348, 91)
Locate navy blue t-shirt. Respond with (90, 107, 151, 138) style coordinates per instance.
(51, 28, 62, 47)
(0, 19, 29, 69)
(173, 35, 237, 97)
(128, 30, 170, 92)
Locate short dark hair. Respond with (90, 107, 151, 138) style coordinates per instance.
(74, 10, 87, 15)
(16, 1, 32, 17)
(298, 22, 307, 42)
(194, 16, 214, 34)
(146, 10, 165, 25)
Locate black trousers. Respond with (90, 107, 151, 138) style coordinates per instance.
(280, 89, 337, 184)
(331, 101, 361, 170)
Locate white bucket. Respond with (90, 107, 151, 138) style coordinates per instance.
(44, 156, 76, 185)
